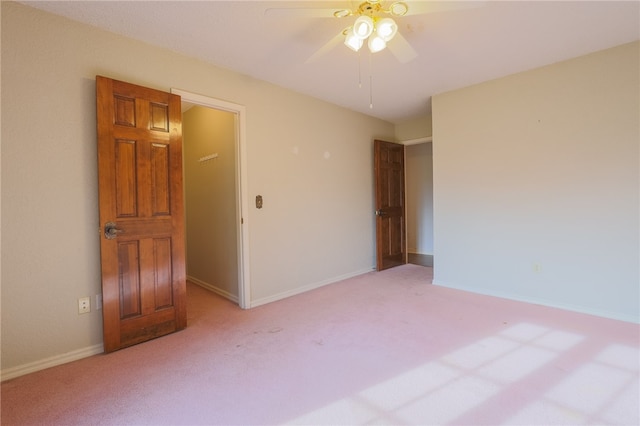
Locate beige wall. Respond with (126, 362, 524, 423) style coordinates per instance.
(1, 2, 394, 374)
(183, 106, 239, 300)
(432, 41, 639, 322)
(395, 115, 432, 141)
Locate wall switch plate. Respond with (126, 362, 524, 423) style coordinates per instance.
(78, 297, 91, 314)
(95, 294, 102, 310)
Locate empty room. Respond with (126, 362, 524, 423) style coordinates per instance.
(1, 1, 638, 425)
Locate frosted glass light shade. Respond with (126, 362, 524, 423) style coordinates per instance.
(368, 33, 386, 53)
(344, 28, 363, 51)
(353, 15, 374, 39)
(376, 18, 398, 41)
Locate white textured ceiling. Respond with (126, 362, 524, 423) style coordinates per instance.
(21, 1, 640, 123)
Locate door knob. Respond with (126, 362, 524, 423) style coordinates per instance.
(375, 209, 387, 217)
(104, 222, 124, 239)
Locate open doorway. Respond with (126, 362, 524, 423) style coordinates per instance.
(405, 140, 434, 268)
(172, 89, 250, 309)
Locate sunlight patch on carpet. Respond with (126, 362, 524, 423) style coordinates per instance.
(286, 322, 598, 425)
(508, 344, 640, 425)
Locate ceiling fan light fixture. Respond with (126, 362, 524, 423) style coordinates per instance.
(344, 28, 364, 51)
(334, 9, 351, 18)
(353, 15, 374, 39)
(368, 33, 386, 53)
(376, 17, 398, 41)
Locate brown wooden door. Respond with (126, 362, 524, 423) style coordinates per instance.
(374, 139, 406, 271)
(96, 76, 187, 352)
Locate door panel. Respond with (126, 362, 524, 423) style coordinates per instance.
(374, 139, 406, 270)
(97, 76, 186, 353)
(151, 143, 171, 214)
(115, 139, 138, 216)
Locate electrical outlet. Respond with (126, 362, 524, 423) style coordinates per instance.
(78, 297, 91, 314)
(533, 263, 542, 273)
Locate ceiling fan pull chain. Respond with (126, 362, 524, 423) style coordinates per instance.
(369, 52, 374, 109)
(358, 50, 363, 89)
(369, 76, 373, 109)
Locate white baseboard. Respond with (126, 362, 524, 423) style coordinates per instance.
(1, 343, 104, 382)
(187, 275, 239, 304)
(0, 267, 397, 382)
(251, 267, 375, 308)
(432, 280, 640, 324)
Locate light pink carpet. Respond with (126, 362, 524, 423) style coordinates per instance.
(2, 264, 639, 425)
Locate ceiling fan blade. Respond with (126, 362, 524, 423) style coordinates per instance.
(264, 7, 339, 18)
(387, 32, 417, 63)
(305, 30, 346, 63)
(404, 0, 486, 16)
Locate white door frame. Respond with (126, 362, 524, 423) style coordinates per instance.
(171, 88, 251, 309)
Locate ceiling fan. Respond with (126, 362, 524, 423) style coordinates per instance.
(265, 1, 482, 64)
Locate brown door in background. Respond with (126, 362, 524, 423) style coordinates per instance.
(374, 139, 407, 271)
(96, 76, 187, 352)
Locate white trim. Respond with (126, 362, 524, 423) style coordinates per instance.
(171, 88, 251, 310)
(401, 136, 432, 146)
(188, 275, 239, 303)
(172, 90, 244, 115)
(1, 344, 104, 382)
(432, 280, 640, 324)
(251, 268, 374, 308)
